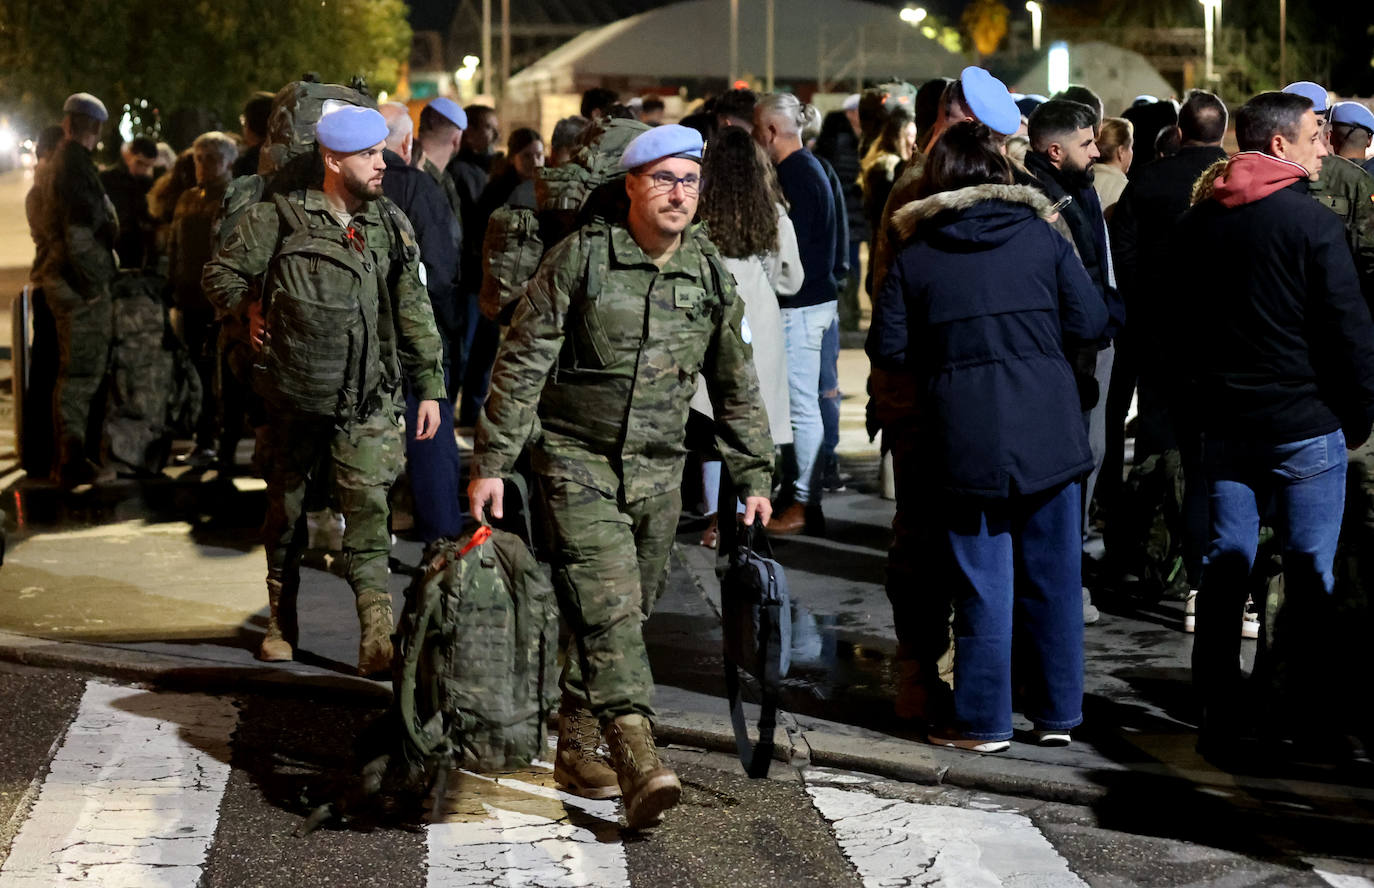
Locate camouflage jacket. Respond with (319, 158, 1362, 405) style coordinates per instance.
(201, 188, 446, 406)
(29, 140, 118, 297)
(1310, 154, 1374, 294)
(473, 220, 774, 502)
(417, 150, 464, 224)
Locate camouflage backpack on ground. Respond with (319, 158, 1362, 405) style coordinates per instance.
(479, 117, 650, 322)
(389, 520, 559, 781)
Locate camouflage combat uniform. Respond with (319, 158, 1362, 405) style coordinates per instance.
(202, 189, 444, 658)
(1310, 153, 1374, 294)
(28, 139, 119, 480)
(417, 150, 463, 224)
(473, 220, 773, 722)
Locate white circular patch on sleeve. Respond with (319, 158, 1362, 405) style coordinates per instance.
(740, 317, 752, 344)
(418, 264, 428, 287)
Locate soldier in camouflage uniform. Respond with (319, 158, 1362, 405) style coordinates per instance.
(468, 125, 774, 829)
(203, 107, 446, 677)
(413, 98, 466, 224)
(28, 93, 118, 487)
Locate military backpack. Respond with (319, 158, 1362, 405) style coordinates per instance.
(479, 116, 650, 322)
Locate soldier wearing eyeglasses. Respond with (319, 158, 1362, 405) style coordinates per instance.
(467, 124, 774, 829)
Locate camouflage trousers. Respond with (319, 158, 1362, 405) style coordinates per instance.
(261, 398, 406, 602)
(887, 422, 955, 687)
(538, 476, 681, 723)
(47, 281, 112, 472)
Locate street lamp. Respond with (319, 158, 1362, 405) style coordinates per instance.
(1025, 1, 1042, 52)
(1199, 0, 1219, 82)
(1048, 41, 1070, 96)
(899, 6, 928, 25)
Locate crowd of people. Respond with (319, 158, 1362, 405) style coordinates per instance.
(22, 65, 1374, 827)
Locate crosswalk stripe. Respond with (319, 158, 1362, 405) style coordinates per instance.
(426, 760, 630, 888)
(0, 680, 237, 888)
(807, 784, 1088, 888)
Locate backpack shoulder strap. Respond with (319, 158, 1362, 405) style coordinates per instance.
(271, 191, 310, 235)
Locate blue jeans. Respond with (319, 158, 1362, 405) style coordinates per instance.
(1193, 429, 1346, 728)
(782, 301, 837, 504)
(819, 318, 841, 471)
(942, 481, 1085, 740)
(404, 374, 464, 544)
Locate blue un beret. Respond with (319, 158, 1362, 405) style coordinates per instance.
(621, 124, 703, 169)
(427, 97, 468, 129)
(62, 92, 107, 123)
(960, 67, 1020, 136)
(315, 106, 389, 154)
(1332, 101, 1374, 135)
(1283, 81, 1328, 113)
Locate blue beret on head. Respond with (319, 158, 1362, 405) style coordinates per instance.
(427, 97, 468, 129)
(1332, 101, 1374, 135)
(315, 106, 388, 153)
(62, 92, 107, 122)
(960, 66, 1020, 136)
(621, 124, 703, 169)
(1014, 94, 1046, 118)
(1283, 81, 1328, 113)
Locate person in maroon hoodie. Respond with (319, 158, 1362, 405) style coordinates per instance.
(1176, 91, 1374, 764)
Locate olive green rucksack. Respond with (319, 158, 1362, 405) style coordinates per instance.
(479, 116, 650, 322)
(389, 521, 559, 781)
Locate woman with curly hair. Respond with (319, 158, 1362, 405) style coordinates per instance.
(689, 125, 802, 546)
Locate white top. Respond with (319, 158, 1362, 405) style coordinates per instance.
(692, 203, 802, 446)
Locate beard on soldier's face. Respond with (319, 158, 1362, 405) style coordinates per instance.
(344, 169, 384, 201)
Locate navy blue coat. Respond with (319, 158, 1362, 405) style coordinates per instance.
(867, 184, 1107, 498)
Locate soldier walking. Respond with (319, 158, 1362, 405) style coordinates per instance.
(203, 107, 446, 676)
(28, 93, 119, 487)
(468, 125, 775, 829)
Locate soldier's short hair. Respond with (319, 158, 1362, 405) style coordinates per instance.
(1236, 91, 1311, 152)
(193, 131, 239, 165)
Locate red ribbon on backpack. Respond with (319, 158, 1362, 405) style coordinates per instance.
(459, 525, 493, 556)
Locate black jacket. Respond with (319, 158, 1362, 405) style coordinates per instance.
(1109, 145, 1227, 369)
(1023, 152, 1124, 344)
(1177, 176, 1374, 445)
(99, 167, 153, 270)
(814, 112, 867, 242)
(867, 184, 1107, 498)
(777, 149, 840, 308)
(382, 150, 461, 370)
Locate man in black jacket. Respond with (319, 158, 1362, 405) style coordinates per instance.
(1106, 90, 1229, 601)
(1178, 91, 1374, 758)
(1025, 99, 1123, 624)
(380, 102, 464, 548)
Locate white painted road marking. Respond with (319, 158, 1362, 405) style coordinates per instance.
(1316, 872, 1374, 888)
(0, 681, 237, 888)
(426, 761, 630, 888)
(807, 785, 1088, 888)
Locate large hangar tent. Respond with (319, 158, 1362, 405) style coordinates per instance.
(505, 0, 967, 128)
(1014, 42, 1176, 118)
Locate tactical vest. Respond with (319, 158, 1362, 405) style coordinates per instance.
(536, 224, 737, 450)
(253, 193, 414, 420)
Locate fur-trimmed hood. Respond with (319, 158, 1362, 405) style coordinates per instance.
(891, 184, 1058, 247)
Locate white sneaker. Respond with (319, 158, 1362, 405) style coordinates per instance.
(1241, 597, 1260, 640)
(1082, 587, 1100, 625)
(1184, 589, 1198, 633)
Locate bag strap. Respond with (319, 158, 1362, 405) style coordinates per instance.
(718, 460, 780, 778)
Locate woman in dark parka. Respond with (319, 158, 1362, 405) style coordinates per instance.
(867, 121, 1107, 751)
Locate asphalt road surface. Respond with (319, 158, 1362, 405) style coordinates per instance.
(0, 661, 1369, 888)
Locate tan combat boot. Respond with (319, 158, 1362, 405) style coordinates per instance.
(258, 578, 297, 662)
(605, 714, 681, 829)
(553, 708, 621, 799)
(356, 590, 395, 678)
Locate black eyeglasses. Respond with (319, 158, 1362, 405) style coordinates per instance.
(640, 170, 702, 196)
